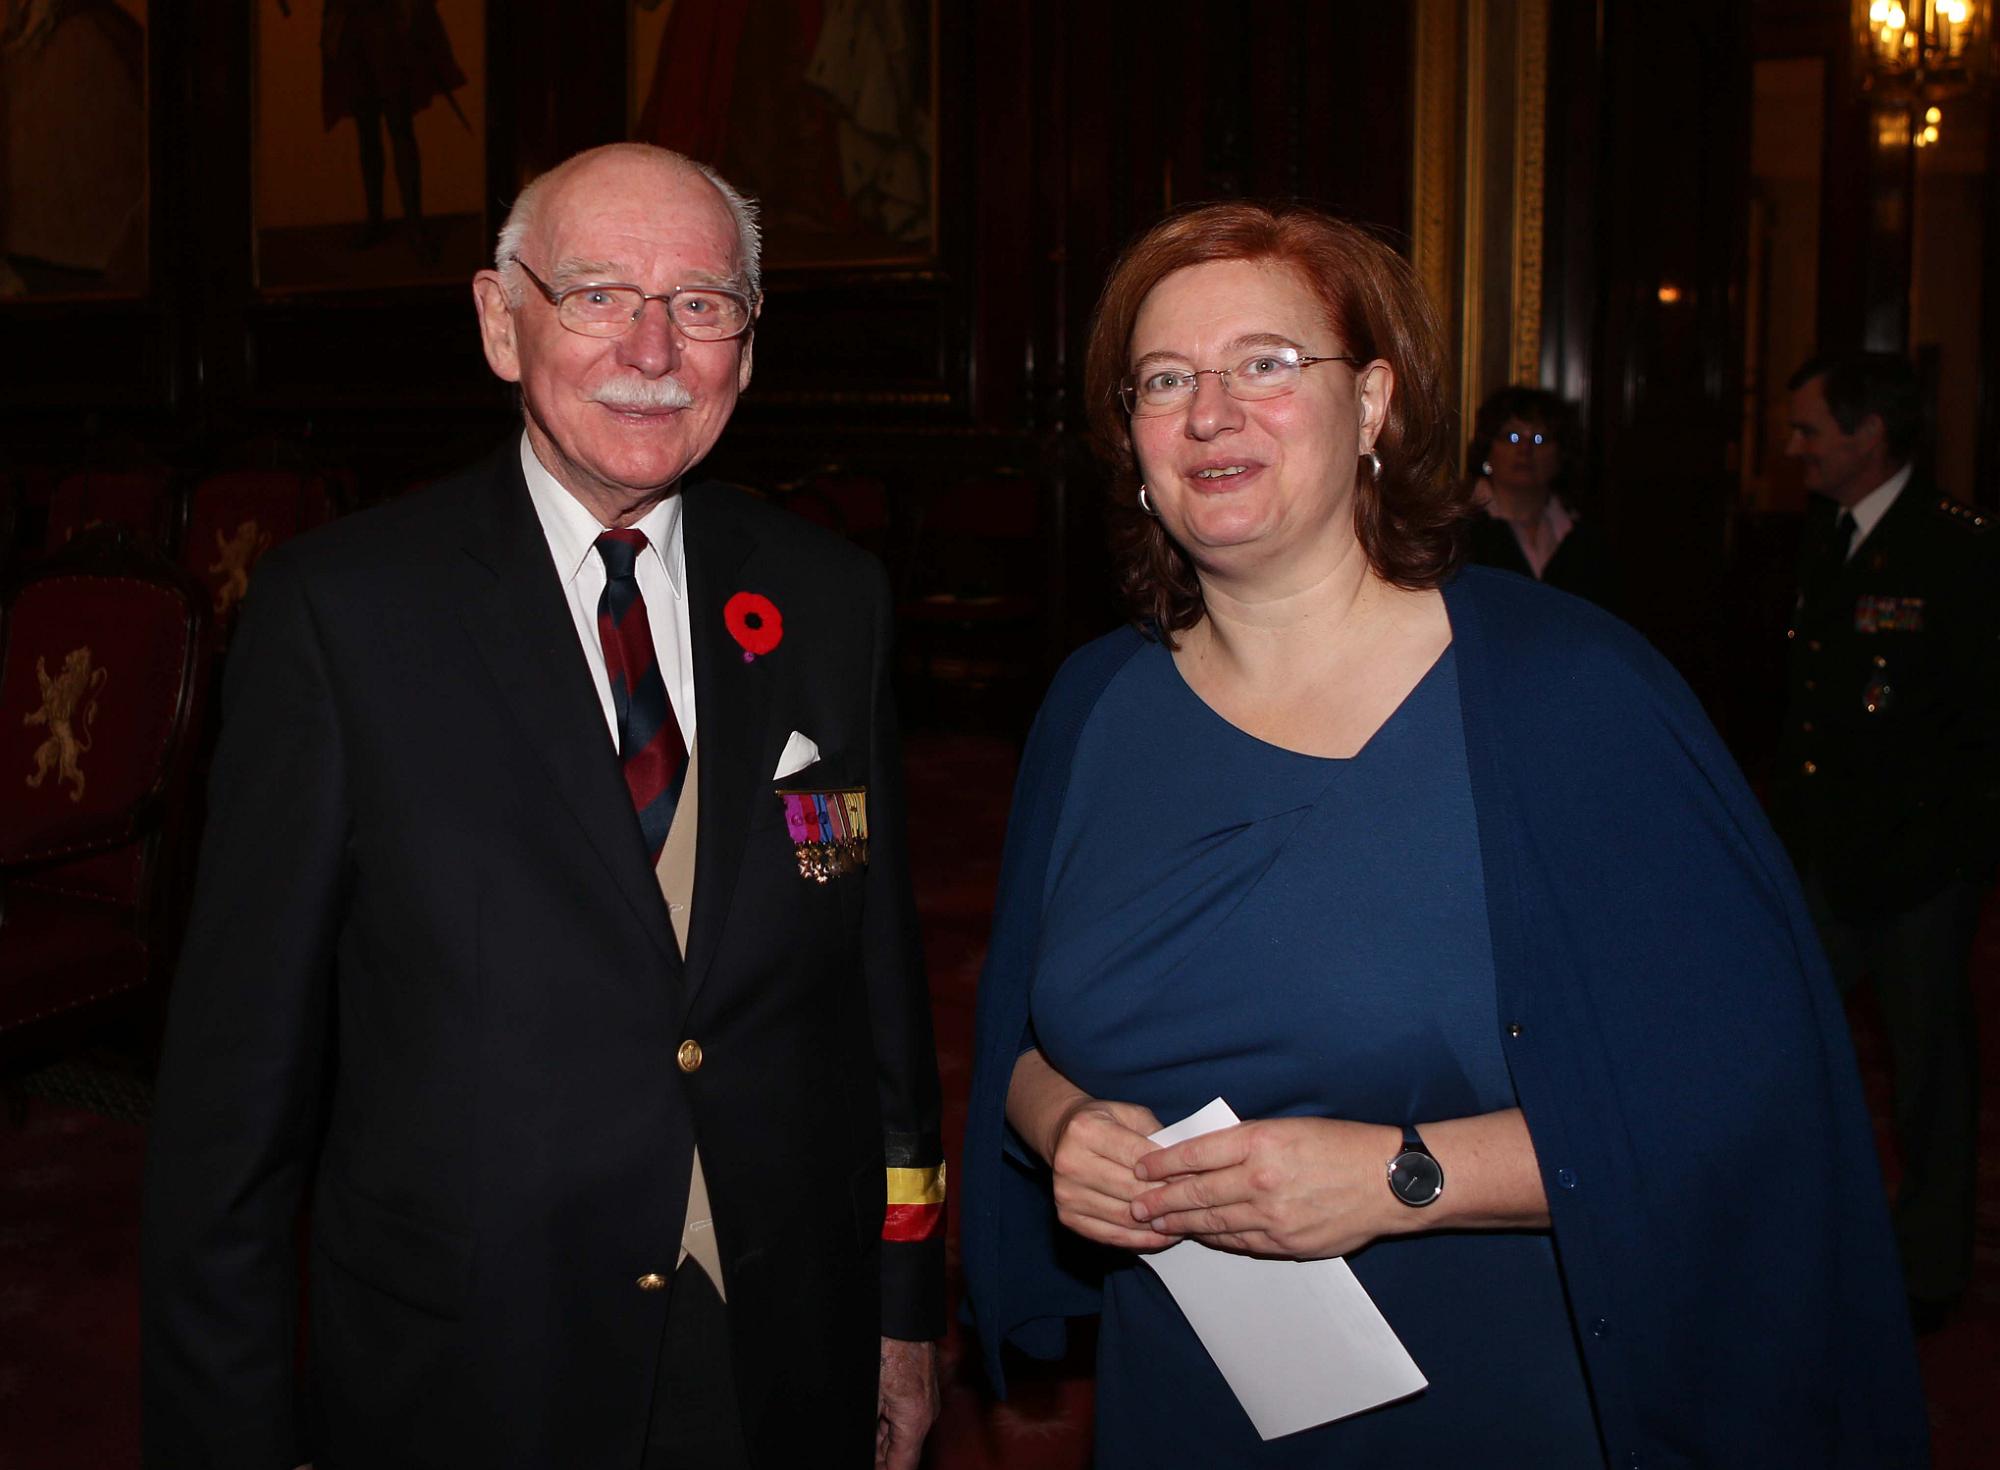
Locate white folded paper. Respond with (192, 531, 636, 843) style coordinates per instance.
(1141, 1098, 1428, 1440)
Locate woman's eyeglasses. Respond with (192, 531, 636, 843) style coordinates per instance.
(1119, 347, 1362, 418)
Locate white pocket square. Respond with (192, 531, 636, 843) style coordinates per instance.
(772, 730, 821, 780)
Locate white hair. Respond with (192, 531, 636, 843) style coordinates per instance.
(494, 143, 762, 307)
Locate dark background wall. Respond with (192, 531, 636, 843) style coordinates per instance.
(4, 0, 1993, 774)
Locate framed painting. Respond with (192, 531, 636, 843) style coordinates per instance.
(0, 0, 150, 300)
(627, 0, 937, 270)
(253, 0, 488, 292)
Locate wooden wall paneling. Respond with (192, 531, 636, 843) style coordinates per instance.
(1293, 1, 1415, 232)
(1046, 4, 1127, 650)
(1019, 0, 1085, 663)
(1816, 28, 1873, 353)
(1980, 86, 2000, 507)
(1585, 0, 1752, 725)
(193, 0, 254, 439)
(1541, 0, 1602, 441)
(967, 0, 1039, 434)
(1861, 108, 1917, 353)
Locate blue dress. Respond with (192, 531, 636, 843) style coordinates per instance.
(1029, 642, 1602, 1467)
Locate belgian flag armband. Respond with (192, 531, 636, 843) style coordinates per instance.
(883, 1135, 945, 1243)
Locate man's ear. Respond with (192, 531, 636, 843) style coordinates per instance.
(1857, 412, 1886, 454)
(472, 271, 522, 383)
(737, 299, 761, 392)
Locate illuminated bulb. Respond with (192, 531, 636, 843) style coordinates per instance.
(1657, 283, 1683, 304)
(1943, 0, 1968, 22)
(1869, 0, 1889, 19)
(1922, 124, 1939, 143)
(1926, 106, 1942, 124)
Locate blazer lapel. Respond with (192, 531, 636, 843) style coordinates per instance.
(680, 484, 780, 1005)
(453, 453, 685, 976)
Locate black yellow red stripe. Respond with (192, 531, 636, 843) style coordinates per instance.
(883, 1163, 946, 1242)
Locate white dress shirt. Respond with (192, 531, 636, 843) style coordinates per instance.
(1842, 461, 1913, 559)
(518, 433, 696, 750)
(519, 434, 721, 1293)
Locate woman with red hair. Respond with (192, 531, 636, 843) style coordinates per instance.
(961, 200, 1924, 1467)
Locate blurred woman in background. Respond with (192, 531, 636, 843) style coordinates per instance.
(1463, 385, 1614, 608)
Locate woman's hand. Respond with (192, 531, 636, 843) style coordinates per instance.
(1132, 1109, 1549, 1259)
(1007, 1049, 1165, 1252)
(1130, 1117, 1403, 1259)
(1045, 1096, 1170, 1251)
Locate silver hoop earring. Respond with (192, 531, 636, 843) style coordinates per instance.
(1481, 461, 1493, 477)
(1138, 484, 1158, 517)
(1363, 450, 1383, 480)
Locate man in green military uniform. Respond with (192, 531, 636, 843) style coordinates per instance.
(1776, 350, 2000, 1332)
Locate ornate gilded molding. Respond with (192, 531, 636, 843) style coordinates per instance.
(1410, 0, 1552, 464)
(1457, 0, 1491, 455)
(1411, 0, 1462, 323)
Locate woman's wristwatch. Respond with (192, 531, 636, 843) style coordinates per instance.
(1386, 1125, 1445, 1207)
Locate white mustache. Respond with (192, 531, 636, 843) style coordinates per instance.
(591, 379, 695, 411)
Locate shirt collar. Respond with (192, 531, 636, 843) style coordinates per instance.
(518, 431, 687, 599)
(1846, 461, 1912, 547)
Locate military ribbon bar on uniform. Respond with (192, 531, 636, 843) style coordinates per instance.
(1853, 594, 1925, 633)
(776, 786, 869, 882)
(883, 1163, 946, 1243)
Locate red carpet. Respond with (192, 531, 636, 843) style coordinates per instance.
(1, 731, 1995, 1466)
(0, 1100, 144, 1468)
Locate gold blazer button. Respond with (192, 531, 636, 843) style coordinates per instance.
(637, 1272, 669, 1291)
(677, 1039, 704, 1073)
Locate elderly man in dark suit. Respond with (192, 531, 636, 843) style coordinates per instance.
(1776, 349, 1999, 1333)
(142, 143, 944, 1469)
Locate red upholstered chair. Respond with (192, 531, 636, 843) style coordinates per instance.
(44, 468, 177, 551)
(0, 534, 208, 1067)
(181, 468, 337, 634)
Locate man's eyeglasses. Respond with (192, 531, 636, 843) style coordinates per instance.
(1502, 429, 1549, 447)
(510, 257, 753, 342)
(1119, 348, 1362, 418)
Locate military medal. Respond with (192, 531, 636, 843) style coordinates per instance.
(777, 786, 869, 882)
(1853, 594, 1925, 633)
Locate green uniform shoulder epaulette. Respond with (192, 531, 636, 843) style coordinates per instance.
(1932, 496, 1992, 533)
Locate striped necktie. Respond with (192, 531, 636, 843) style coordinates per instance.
(594, 529, 686, 864)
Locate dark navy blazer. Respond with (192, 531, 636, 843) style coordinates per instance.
(963, 566, 1927, 1469)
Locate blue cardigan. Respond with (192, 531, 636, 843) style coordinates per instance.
(961, 567, 1928, 1468)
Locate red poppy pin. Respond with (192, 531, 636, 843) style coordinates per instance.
(724, 591, 783, 662)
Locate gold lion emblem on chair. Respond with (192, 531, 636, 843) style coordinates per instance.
(24, 646, 109, 804)
(209, 518, 274, 615)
